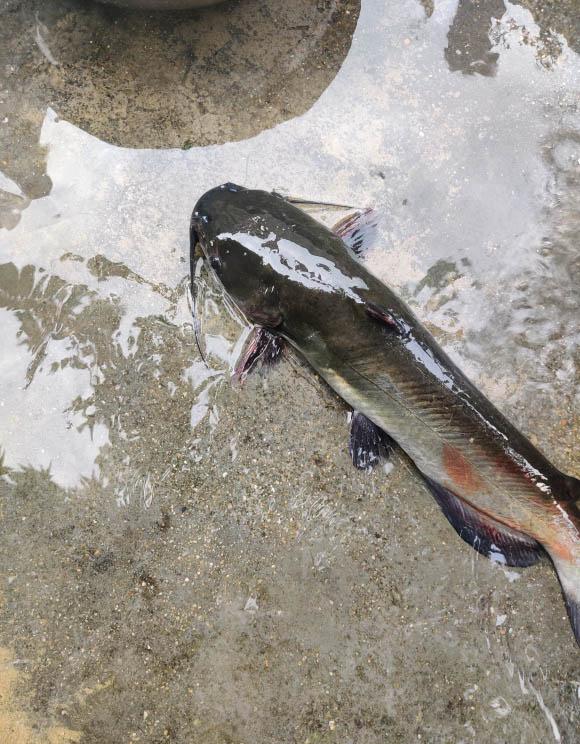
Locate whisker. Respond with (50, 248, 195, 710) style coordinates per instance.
(187, 274, 209, 370)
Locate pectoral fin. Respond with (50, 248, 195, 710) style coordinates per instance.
(349, 411, 394, 470)
(424, 478, 543, 568)
(234, 327, 284, 382)
(365, 302, 408, 335)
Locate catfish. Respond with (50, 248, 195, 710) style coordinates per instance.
(190, 183, 580, 646)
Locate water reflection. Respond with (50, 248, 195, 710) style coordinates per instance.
(0, 260, 236, 487)
(445, 0, 504, 76)
(0, 102, 52, 230)
(442, 0, 580, 76)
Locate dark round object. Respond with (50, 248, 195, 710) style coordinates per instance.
(98, 0, 226, 8)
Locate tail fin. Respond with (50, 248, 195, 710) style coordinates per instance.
(562, 473, 580, 502)
(548, 551, 580, 647)
(555, 473, 580, 644)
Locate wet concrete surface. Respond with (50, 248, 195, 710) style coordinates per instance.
(0, 0, 579, 742)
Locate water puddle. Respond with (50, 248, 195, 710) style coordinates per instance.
(0, 0, 578, 741)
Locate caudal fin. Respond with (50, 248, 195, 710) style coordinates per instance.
(551, 473, 580, 645)
(548, 551, 580, 647)
(562, 473, 580, 502)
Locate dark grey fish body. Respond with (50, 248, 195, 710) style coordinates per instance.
(191, 183, 580, 645)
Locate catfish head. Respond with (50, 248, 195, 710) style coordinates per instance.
(191, 183, 285, 330)
(190, 183, 374, 343)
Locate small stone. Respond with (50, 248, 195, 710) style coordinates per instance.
(244, 597, 258, 612)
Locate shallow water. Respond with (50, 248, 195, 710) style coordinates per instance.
(0, 0, 579, 742)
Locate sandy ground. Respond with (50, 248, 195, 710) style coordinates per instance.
(0, 0, 579, 742)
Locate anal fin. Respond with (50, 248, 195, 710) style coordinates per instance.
(424, 478, 543, 568)
(349, 411, 394, 470)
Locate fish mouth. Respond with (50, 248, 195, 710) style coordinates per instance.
(190, 182, 248, 259)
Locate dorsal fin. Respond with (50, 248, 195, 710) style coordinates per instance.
(272, 191, 358, 211)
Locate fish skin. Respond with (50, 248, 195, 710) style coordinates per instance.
(190, 183, 580, 645)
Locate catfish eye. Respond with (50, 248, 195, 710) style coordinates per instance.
(209, 256, 222, 272)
